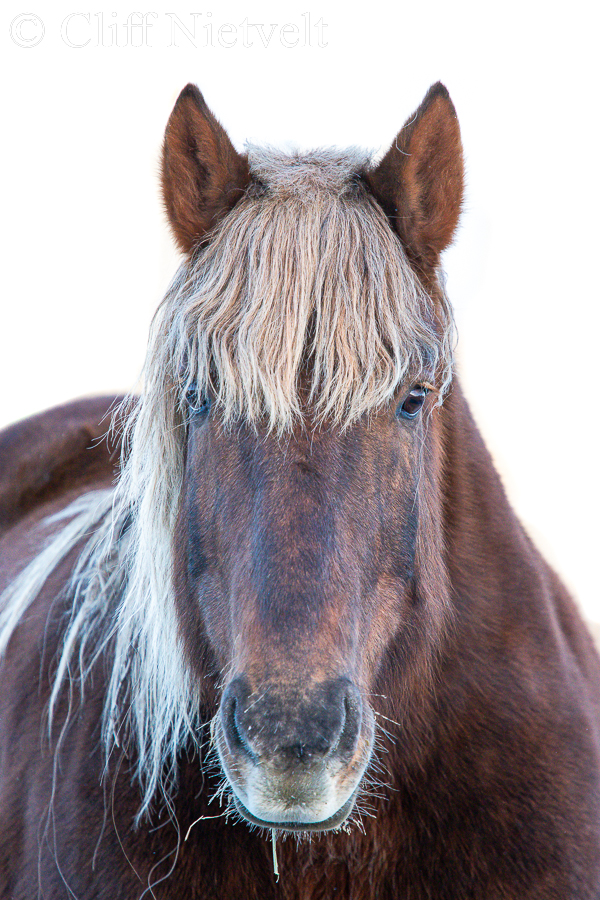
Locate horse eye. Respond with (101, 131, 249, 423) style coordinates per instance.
(186, 383, 211, 418)
(397, 386, 428, 420)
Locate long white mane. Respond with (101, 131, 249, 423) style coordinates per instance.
(0, 148, 455, 820)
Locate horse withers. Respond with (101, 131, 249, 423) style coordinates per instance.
(1, 83, 599, 899)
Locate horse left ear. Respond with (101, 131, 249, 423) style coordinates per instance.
(161, 84, 251, 254)
(366, 82, 464, 270)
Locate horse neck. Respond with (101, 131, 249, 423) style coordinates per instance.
(438, 377, 581, 655)
(440, 380, 547, 613)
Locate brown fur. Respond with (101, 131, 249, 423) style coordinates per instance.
(365, 82, 464, 272)
(161, 84, 251, 254)
(1, 84, 599, 899)
(0, 397, 119, 537)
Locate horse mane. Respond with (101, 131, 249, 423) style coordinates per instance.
(0, 148, 456, 822)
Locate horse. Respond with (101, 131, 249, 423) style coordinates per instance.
(1, 82, 599, 900)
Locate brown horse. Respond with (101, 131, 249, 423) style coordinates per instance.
(1, 83, 599, 899)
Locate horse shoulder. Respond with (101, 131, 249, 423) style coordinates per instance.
(0, 398, 135, 897)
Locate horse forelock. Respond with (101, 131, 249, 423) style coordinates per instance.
(151, 146, 455, 435)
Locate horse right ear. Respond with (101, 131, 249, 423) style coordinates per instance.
(365, 82, 464, 271)
(161, 85, 251, 255)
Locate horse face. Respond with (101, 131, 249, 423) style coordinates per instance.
(173, 391, 430, 831)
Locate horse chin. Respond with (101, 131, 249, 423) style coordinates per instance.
(231, 791, 358, 833)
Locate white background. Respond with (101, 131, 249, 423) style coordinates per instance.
(2, 2, 599, 621)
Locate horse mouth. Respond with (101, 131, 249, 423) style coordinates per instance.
(231, 791, 358, 832)
(215, 675, 375, 834)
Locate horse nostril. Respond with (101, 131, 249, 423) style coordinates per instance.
(231, 699, 243, 746)
(276, 684, 361, 763)
(335, 690, 362, 758)
(221, 684, 257, 760)
(290, 743, 308, 761)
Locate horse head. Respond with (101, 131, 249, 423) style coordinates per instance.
(137, 82, 464, 832)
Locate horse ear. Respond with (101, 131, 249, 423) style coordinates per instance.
(161, 84, 251, 254)
(366, 82, 464, 270)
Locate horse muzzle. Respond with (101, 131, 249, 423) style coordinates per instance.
(215, 675, 375, 832)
